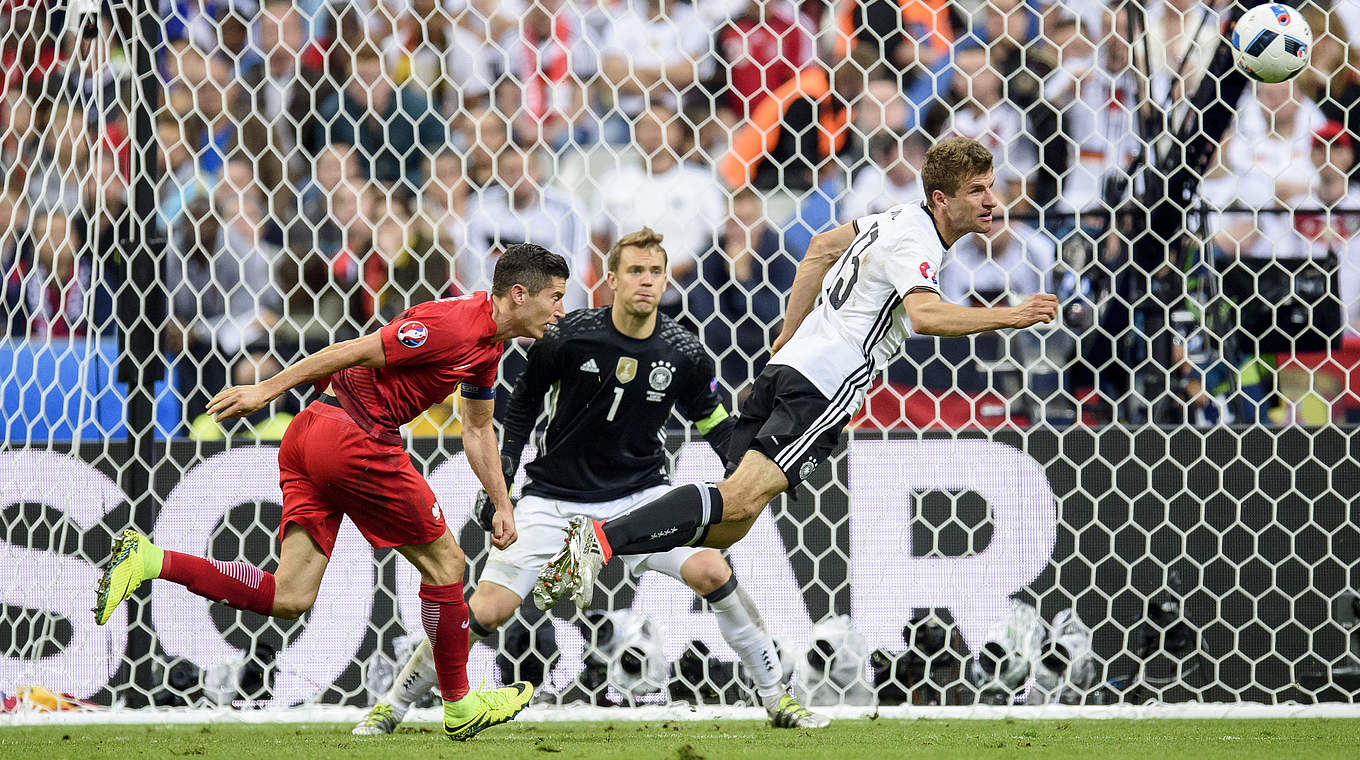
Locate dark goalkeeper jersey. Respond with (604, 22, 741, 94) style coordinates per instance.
(500, 307, 735, 502)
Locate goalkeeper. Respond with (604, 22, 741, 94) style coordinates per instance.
(355, 229, 828, 733)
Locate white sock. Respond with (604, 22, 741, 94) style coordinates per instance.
(386, 621, 492, 712)
(384, 638, 438, 714)
(707, 581, 785, 704)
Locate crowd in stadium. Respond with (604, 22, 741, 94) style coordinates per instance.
(3, 0, 1360, 431)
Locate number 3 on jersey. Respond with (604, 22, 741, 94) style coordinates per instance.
(828, 222, 880, 309)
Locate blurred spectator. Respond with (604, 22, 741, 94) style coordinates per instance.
(1043, 7, 1138, 213)
(854, 78, 912, 137)
(696, 187, 795, 389)
(1275, 124, 1360, 336)
(598, 0, 710, 124)
(709, 0, 815, 122)
(316, 40, 446, 196)
(1144, 0, 1220, 107)
(239, 0, 332, 196)
(1206, 80, 1324, 244)
(833, 0, 952, 88)
(189, 352, 296, 441)
(295, 142, 361, 257)
(9, 209, 111, 339)
(941, 222, 1055, 308)
(82, 144, 128, 278)
(718, 58, 863, 219)
(163, 0, 255, 49)
(331, 184, 451, 325)
(1, 3, 64, 102)
(160, 51, 243, 227)
(1298, 4, 1360, 147)
(492, 0, 599, 147)
(275, 177, 366, 344)
(841, 131, 926, 220)
(166, 157, 282, 417)
(924, 45, 1035, 207)
(23, 97, 87, 217)
(462, 106, 511, 187)
(466, 146, 591, 307)
(1221, 123, 1359, 423)
(979, 0, 1060, 214)
(417, 148, 479, 293)
(592, 104, 724, 314)
(383, 0, 499, 116)
(0, 186, 27, 336)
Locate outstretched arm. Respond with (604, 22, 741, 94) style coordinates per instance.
(903, 290, 1058, 338)
(771, 222, 858, 355)
(207, 332, 385, 420)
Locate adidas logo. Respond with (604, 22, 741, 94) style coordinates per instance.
(580, 358, 599, 373)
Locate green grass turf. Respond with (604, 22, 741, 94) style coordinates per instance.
(2, 719, 1356, 760)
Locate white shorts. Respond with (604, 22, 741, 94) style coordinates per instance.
(479, 485, 708, 599)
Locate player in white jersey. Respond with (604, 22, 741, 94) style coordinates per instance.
(533, 137, 1059, 609)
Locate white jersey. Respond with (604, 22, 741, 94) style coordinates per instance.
(769, 202, 950, 414)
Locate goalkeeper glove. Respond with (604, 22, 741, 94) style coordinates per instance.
(473, 454, 518, 532)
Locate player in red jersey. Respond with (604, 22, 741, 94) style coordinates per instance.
(94, 243, 569, 740)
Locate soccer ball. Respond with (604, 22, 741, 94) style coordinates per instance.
(1231, 3, 1313, 84)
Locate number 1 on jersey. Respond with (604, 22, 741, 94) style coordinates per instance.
(606, 386, 625, 421)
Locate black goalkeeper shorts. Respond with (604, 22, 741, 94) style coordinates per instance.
(725, 364, 850, 488)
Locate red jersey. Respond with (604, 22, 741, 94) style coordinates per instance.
(717, 10, 813, 117)
(322, 292, 504, 444)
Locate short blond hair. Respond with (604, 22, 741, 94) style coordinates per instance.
(922, 137, 994, 208)
(606, 227, 668, 272)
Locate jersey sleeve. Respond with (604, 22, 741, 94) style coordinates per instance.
(881, 229, 943, 299)
(674, 338, 734, 463)
(459, 353, 500, 400)
(380, 301, 472, 368)
(675, 347, 726, 427)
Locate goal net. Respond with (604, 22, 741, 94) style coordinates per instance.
(2, 0, 1359, 716)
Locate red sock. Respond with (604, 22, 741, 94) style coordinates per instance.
(592, 519, 613, 564)
(420, 582, 470, 702)
(160, 550, 276, 616)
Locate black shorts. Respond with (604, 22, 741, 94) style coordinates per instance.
(726, 364, 850, 488)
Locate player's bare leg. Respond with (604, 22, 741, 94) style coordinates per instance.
(394, 532, 532, 740)
(534, 451, 786, 610)
(355, 580, 521, 735)
(270, 526, 330, 618)
(706, 451, 788, 548)
(676, 549, 829, 728)
(96, 523, 327, 626)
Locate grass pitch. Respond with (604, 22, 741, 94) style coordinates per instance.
(2, 719, 1355, 759)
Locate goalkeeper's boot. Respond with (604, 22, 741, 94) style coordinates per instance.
(766, 693, 831, 729)
(532, 516, 603, 611)
(352, 702, 405, 735)
(443, 681, 534, 741)
(94, 529, 163, 625)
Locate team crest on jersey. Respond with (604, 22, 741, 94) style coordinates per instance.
(649, 361, 674, 391)
(615, 357, 638, 383)
(920, 262, 938, 284)
(396, 320, 428, 348)
(798, 459, 818, 480)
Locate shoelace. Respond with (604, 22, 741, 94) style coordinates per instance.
(363, 705, 393, 726)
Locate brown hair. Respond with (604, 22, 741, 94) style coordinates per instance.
(606, 227, 668, 273)
(492, 242, 570, 296)
(921, 137, 993, 208)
